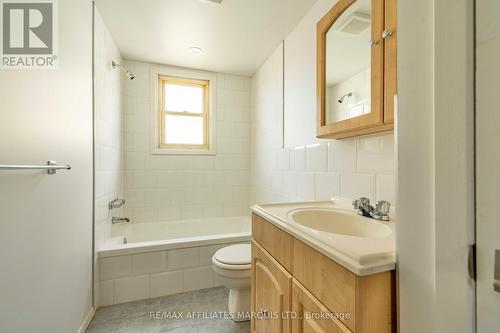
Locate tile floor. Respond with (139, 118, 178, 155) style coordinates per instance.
(86, 287, 250, 333)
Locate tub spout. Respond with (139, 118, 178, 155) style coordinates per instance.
(112, 217, 130, 224)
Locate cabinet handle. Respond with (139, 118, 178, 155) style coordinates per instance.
(494, 250, 500, 292)
(382, 29, 393, 39)
(369, 39, 379, 48)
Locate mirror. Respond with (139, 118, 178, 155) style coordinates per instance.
(325, 0, 371, 124)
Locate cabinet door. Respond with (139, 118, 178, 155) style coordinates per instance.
(292, 279, 351, 333)
(251, 240, 292, 333)
(316, 0, 389, 140)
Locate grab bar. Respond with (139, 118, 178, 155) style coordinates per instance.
(0, 161, 71, 175)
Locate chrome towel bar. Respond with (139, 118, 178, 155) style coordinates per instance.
(0, 161, 72, 175)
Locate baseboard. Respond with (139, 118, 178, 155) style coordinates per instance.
(78, 307, 95, 333)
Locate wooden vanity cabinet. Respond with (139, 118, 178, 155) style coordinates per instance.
(251, 213, 396, 333)
(251, 240, 292, 333)
(292, 279, 351, 333)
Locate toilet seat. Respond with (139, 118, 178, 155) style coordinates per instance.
(213, 244, 251, 270)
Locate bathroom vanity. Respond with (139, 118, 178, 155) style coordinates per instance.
(250, 201, 396, 333)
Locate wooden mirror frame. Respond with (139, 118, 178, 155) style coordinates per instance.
(317, 0, 390, 139)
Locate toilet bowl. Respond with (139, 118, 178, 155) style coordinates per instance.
(212, 243, 251, 322)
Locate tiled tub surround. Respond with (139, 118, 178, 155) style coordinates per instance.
(122, 60, 251, 223)
(98, 216, 250, 307)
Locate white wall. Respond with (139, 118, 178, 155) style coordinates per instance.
(0, 0, 93, 332)
(397, 0, 436, 331)
(397, 0, 475, 332)
(94, 8, 124, 254)
(284, 0, 337, 148)
(93, 7, 125, 311)
(252, 3, 395, 209)
(122, 61, 251, 222)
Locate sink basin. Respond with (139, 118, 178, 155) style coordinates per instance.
(288, 208, 392, 238)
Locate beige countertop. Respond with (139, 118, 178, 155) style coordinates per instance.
(251, 199, 396, 276)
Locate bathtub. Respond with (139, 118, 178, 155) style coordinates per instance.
(97, 216, 251, 307)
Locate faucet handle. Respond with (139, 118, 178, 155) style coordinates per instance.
(359, 197, 370, 205)
(352, 199, 360, 209)
(375, 200, 391, 215)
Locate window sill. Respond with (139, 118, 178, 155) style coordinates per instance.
(150, 148, 217, 156)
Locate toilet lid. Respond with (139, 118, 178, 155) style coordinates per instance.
(214, 244, 251, 265)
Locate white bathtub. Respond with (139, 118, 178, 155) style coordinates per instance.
(97, 216, 251, 306)
(100, 215, 251, 257)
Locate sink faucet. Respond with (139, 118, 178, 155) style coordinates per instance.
(112, 217, 130, 224)
(352, 197, 390, 221)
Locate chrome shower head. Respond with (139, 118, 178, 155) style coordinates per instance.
(112, 61, 136, 80)
(127, 71, 136, 80)
(337, 92, 353, 104)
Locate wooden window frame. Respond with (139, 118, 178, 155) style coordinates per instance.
(158, 75, 210, 150)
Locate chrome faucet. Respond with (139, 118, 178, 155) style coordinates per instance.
(112, 217, 130, 224)
(352, 197, 390, 221)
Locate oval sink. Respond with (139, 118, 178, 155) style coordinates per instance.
(288, 208, 392, 238)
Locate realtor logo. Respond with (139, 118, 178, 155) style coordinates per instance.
(1, 0, 58, 69)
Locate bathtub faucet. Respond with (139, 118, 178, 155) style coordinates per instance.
(112, 217, 130, 224)
(109, 198, 126, 210)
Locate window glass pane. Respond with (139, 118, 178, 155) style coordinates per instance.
(164, 83, 204, 113)
(164, 115, 204, 145)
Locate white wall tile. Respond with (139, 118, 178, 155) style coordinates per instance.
(328, 139, 357, 173)
(113, 275, 150, 304)
(283, 172, 297, 197)
(277, 149, 290, 170)
(123, 61, 251, 223)
(94, 16, 123, 253)
(183, 266, 215, 292)
(306, 143, 328, 172)
(99, 255, 132, 280)
(132, 251, 166, 275)
(315, 172, 340, 200)
(297, 172, 316, 200)
(150, 271, 183, 298)
(357, 133, 395, 174)
(199, 244, 227, 265)
(158, 206, 181, 221)
(271, 172, 284, 193)
(290, 146, 306, 171)
(125, 78, 148, 97)
(376, 174, 396, 204)
(250, 49, 395, 205)
(340, 173, 376, 200)
(167, 247, 199, 270)
(98, 280, 114, 307)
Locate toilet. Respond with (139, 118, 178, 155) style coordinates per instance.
(212, 243, 251, 322)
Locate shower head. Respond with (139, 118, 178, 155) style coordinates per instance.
(112, 61, 136, 80)
(127, 71, 136, 80)
(337, 92, 353, 104)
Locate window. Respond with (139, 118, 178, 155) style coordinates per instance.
(158, 76, 209, 150)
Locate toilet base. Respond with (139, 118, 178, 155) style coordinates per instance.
(228, 288, 251, 322)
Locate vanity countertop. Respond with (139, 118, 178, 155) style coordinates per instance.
(251, 200, 396, 276)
